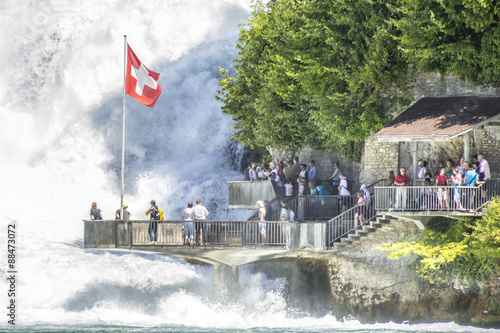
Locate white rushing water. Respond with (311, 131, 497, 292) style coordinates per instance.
(0, 0, 496, 331)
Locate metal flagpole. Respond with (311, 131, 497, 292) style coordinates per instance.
(121, 35, 127, 221)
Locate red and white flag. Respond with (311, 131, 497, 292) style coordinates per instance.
(125, 44, 162, 107)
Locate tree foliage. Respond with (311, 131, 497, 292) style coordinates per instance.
(217, 0, 410, 158)
(217, 0, 500, 158)
(379, 197, 500, 287)
(395, 0, 500, 84)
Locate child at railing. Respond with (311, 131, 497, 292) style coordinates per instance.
(451, 168, 464, 211)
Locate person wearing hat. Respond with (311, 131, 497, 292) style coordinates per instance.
(115, 204, 132, 220)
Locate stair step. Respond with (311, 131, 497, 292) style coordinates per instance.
(356, 230, 368, 237)
(365, 226, 377, 233)
(341, 237, 353, 244)
(378, 218, 391, 224)
(334, 243, 346, 250)
(371, 222, 383, 228)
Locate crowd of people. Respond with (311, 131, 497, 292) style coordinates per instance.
(246, 157, 356, 220)
(389, 154, 491, 211)
(89, 198, 210, 246)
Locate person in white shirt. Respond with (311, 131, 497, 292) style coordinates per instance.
(478, 155, 490, 180)
(417, 160, 428, 179)
(338, 173, 350, 213)
(193, 199, 209, 245)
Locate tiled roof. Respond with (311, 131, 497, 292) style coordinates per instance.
(376, 96, 500, 140)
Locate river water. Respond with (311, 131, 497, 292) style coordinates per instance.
(0, 0, 497, 332)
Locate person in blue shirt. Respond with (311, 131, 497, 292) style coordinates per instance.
(464, 163, 478, 187)
(308, 160, 317, 182)
(145, 200, 159, 244)
(464, 163, 478, 211)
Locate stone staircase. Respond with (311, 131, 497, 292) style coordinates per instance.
(332, 215, 392, 252)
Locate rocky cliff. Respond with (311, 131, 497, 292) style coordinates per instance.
(251, 217, 500, 327)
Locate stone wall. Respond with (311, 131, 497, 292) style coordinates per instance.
(410, 72, 500, 101)
(359, 135, 399, 184)
(359, 124, 500, 184)
(473, 124, 500, 179)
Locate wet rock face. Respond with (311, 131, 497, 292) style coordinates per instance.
(324, 219, 500, 327)
(252, 218, 500, 327)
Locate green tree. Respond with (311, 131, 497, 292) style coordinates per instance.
(379, 198, 500, 284)
(395, 0, 500, 84)
(217, 0, 410, 159)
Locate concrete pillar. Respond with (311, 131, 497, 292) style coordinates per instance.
(212, 263, 239, 303)
(464, 132, 470, 162)
(412, 141, 418, 185)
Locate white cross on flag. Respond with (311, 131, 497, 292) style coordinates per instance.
(125, 44, 162, 107)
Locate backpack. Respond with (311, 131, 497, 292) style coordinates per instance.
(289, 209, 295, 222)
(155, 209, 164, 220)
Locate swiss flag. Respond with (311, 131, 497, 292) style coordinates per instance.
(125, 44, 162, 107)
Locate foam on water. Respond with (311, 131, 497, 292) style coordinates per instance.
(0, 0, 495, 331)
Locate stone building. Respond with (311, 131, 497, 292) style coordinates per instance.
(360, 96, 500, 184)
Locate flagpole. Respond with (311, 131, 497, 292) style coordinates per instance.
(121, 35, 127, 221)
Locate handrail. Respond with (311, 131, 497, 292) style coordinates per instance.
(112, 220, 289, 247)
(373, 178, 500, 212)
(247, 196, 281, 221)
(326, 194, 376, 246)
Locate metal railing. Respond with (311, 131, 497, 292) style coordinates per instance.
(326, 195, 377, 246)
(285, 195, 356, 220)
(374, 178, 500, 212)
(116, 220, 288, 247)
(281, 178, 385, 221)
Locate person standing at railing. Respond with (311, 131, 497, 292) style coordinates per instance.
(258, 164, 267, 180)
(182, 202, 195, 245)
(90, 202, 103, 220)
(298, 164, 309, 196)
(250, 162, 258, 181)
(435, 168, 450, 210)
(338, 173, 351, 213)
(145, 200, 159, 245)
(193, 199, 209, 246)
(477, 155, 490, 180)
(451, 168, 464, 211)
(464, 162, 478, 210)
(257, 200, 267, 244)
(115, 204, 131, 220)
(329, 163, 341, 195)
(394, 167, 410, 210)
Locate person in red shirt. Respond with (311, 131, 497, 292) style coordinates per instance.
(434, 168, 450, 209)
(394, 167, 410, 210)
